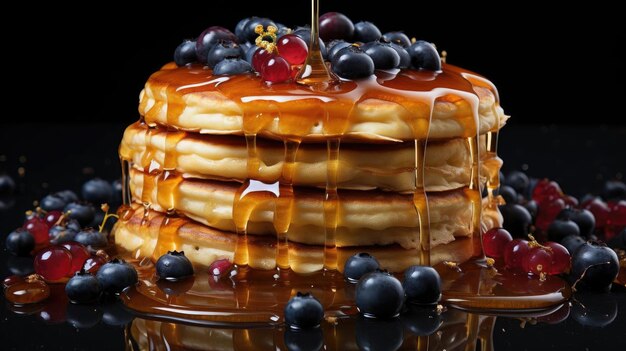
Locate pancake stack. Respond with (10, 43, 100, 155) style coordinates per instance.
(114, 62, 507, 273)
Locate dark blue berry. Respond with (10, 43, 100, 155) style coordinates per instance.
(343, 252, 380, 282)
(174, 39, 197, 66)
(40, 194, 67, 211)
(607, 227, 626, 250)
(319, 12, 354, 41)
(196, 26, 238, 63)
(275, 23, 291, 38)
(383, 32, 412, 47)
(284, 292, 324, 329)
(561, 235, 586, 255)
(207, 41, 243, 69)
(602, 180, 626, 201)
(96, 259, 138, 294)
(557, 208, 595, 238)
(56, 190, 79, 204)
(64, 202, 95, 227)
(407, 40, 441, 71)
(156, 250, 194, 281)
(355, 270, 404, 319)
(547, 219, 580, 242)
(292, 29, 328, 58)
(82, 178, 113, 205)
(498, 185, 518, 204)
(6, 255, 34, 276)
(401, 305, 442, 336)
(234, 18, 251, 42)
(361, 41, 400, 70)
(65, 271, 102, 304)
(66, 304, 103, 329)
(523, 200, 538, 221)
(214, 58, 252, 75)
(327, 40, 351, 62)
(390, 43, 411, 69)
(111, 179, 122, 206)
(331, 46, 375, 79)
(402, 265, 441, 304)
(356, 317, 404, 351)
(571, 292, 618, 327)
(74, 228, 108, 248)
(353, 21, 382, 43)
(5, 228, 35, 256)
(505, 171, 530, 195)
(284, 327, 324, 351)
(244, 45, 258, 64)
(241, 17, 276, 43)
(498, 204, 532, 238)
(570, 241, 619, 292)
(49, 223, 78, 245)
(0, 174, 15, 195)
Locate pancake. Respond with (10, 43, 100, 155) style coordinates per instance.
(114, 204, 490, 273)
(128, 168, 502, 249)
(121, 122, 496, 192)
(139, 63, 508, 142)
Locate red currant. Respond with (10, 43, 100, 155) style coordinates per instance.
(208, 259, 233, 276)
(23, 217, 50, 245)
(62, 242, 90, 275)
(504, 239, 531, 270)
(261, 56, 291, 83)
(535, 198, 566, 232)
(582, 197, 610, 230)
(606, 200, 626, 240)
(532, 179, 563, 204)
(545, 242, 571, 275)
(277, 34, 308, 65)
(524, 247, 553, 276)
(482, 227, 513, 258)
(34, 246, 73, 282)
(252, 48, 274, 72)
(5, 280, 50, 305)
(44, 211, 63, 228)
(563, 195, 579, 208)
(83, 250, 110, 274)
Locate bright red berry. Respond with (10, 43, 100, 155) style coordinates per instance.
(44, 211, 63, 228)
(208, 259, 233, 276)
(34, 246, 73, 282)
(504, 239, 531, 270)
(24, 217, 50, 245)
(62, 242, 90, 275)
(277, 34, 308, 65)
(252, 48, 274, 72)
(605, 200, 626, 240)
(582, 197, 610, 230)
(532, 179, 563, 204)
(545, 242, 571, 275)
(261, 56, 291, 83)
(482, 228, 513, 259)
(524, 247, 553, 276)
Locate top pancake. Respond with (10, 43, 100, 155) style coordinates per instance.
(139, 63, 507, 142)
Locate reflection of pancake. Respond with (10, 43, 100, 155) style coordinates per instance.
(121, 122, 491, 192)
(115, 204, 480, 273)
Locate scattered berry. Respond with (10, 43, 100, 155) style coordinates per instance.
(319, 12, 354, 41)
(331, 45, 375, 79)
(65, 271, 102, 304)
(96, 259, 138, 293)
(570, 241, 619, 291)
(207, 41, 243, 68)
(213, 58, 252, 75)
(402, 265, 441, 304)
(343, 252, 380, 282)
(208, 258, 233, 276)
(383, 32, 412, 47)
(407, 41, 441, 71)
(499, 203, 532, 238)
(174, 39, 197, 66)
(23, 217, 50, 245)
(606, 200, 626, 239)
(355, 270, 404, 318)
(276, 34, 308, 65)
(504, 239, 531, 270)
(545, 242, 571, 275)
(353, 21, 382, 42)
(195, 26, 238, 63)
(361, 41, 400, 70)
(82, 178, 113, 205)
(74, 228, 108, 248)
(561, 235, 586, 255)
(284, 292, 324, 329)
(156, 251, 194, 281)
(5, 228, 35, 256)
(64, 202, 96, 227)
(482, 227, 513, 258)
(40, 194, 67, 212)
(261, 56, 291, 83)
(34, 246, 73, 282)
(62, 242, 90, 275)
(547, 219, 580, 243)
(5, 276, 50, 305)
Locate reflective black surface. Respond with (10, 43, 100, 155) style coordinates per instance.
(1, 124, 625, 350)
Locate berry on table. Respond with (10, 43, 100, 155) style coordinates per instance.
(284, 292, 324, 329)
(545, 242, 571, 275)
(331, 46, 375, 79)
(602, 180, 626, 202)
(49, 220, 80, 245)
(499, 203, 532, 238)
(56, 190, 79, 203)
(407, 41, 441, 71)
(535, 197, 566, 232)
(503, 239, 531, 270)
(355, 270, 404, 319)
(5, 228, 35, 256)
(570, 241, 619, 292)
(34, 246, 73, 282)
(62, 242, 90, 275)
(174, 39, 197, 66)
(276, 34, 308, 65)
(361, 41, 401, 70)
(65, 271, 102, 304)
(208, 258, 233, 276)
(343, 252, 380, 282)
(155, 251, 194, 281)
(482, 227, 513, 258)
(195, 26, 238, 63)
(532, 179, 563, 204)
(582, 197, 610, 230)
(524, 246, 553, 276)
(327, 40, 351, 62)
(547, 219, 580, 243)
(319, 12, 355, 41)
(402, 265, 441, 304)
(83, 250, 110, 274)
(353, 21, 382, 42)
(96, 259, 138, 293)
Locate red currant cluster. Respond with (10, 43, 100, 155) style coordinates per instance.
(582, 196, 626, 241)
(252, 33, 309, 83)
(483, 228, 571, 278)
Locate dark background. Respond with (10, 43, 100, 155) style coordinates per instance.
(1, 1, 624, 125)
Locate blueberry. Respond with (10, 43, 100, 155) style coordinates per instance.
(407, 40, 441, 71)
(344, 252, 380, 282)
(82, 178, 113, 205)
(66, 271, 102, 304)
(355, 316, 403, 351)
(275, 23, 291, 38)
(111, 179, 122, 206)
(523, 200, 538, 221)
(401, 305, 442, 336)
(174, 39, 197, 66)
(353, 21, 382, 43)
(56, 190, 79, 203)
(74, 228, 108, 248)
(196, 26, 238, 63)
(570, 241, 619, 292)
(356, 270, 404, 319)
(402, 265, 441, 305)
(234, 18, 251, 42)
(602, 180, 626, 201)
(244, 45, 258, 64)
(571, 292, 618, 327)
(293, 29, 328, 58)
(326, 40, 351, 62)
(49, 224, 78, 244)
(383, 31, 412, 47)
(547, 219, 580, 242)
(241, 17, 276, 43)
(207, 41, 243, 69)
(557, 208, 596, 238)
(0, 174, 15, 195)
(498, 185, 518, 204)
(5, 228, 35, 256)
(498, 204, 532, 238)
(284, 327, 324, 351)
(213, 58, 252, 75)
(319, 12, 354, 41)
(96, 259, 138, 294)
(390, 43, 411, 69)
(64, 202, 95, 227)
(40, 194, 67, 211)
(155, 250, 194, 281)
(284, 292, 324, 329)
(66, 304, 102, 329)
(331, 46, 375, 79)
(505, 171, 530, 195)
(607, 227, 626, 250)
(361, 41, 400, 70)
(560, 235, 586, 256)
